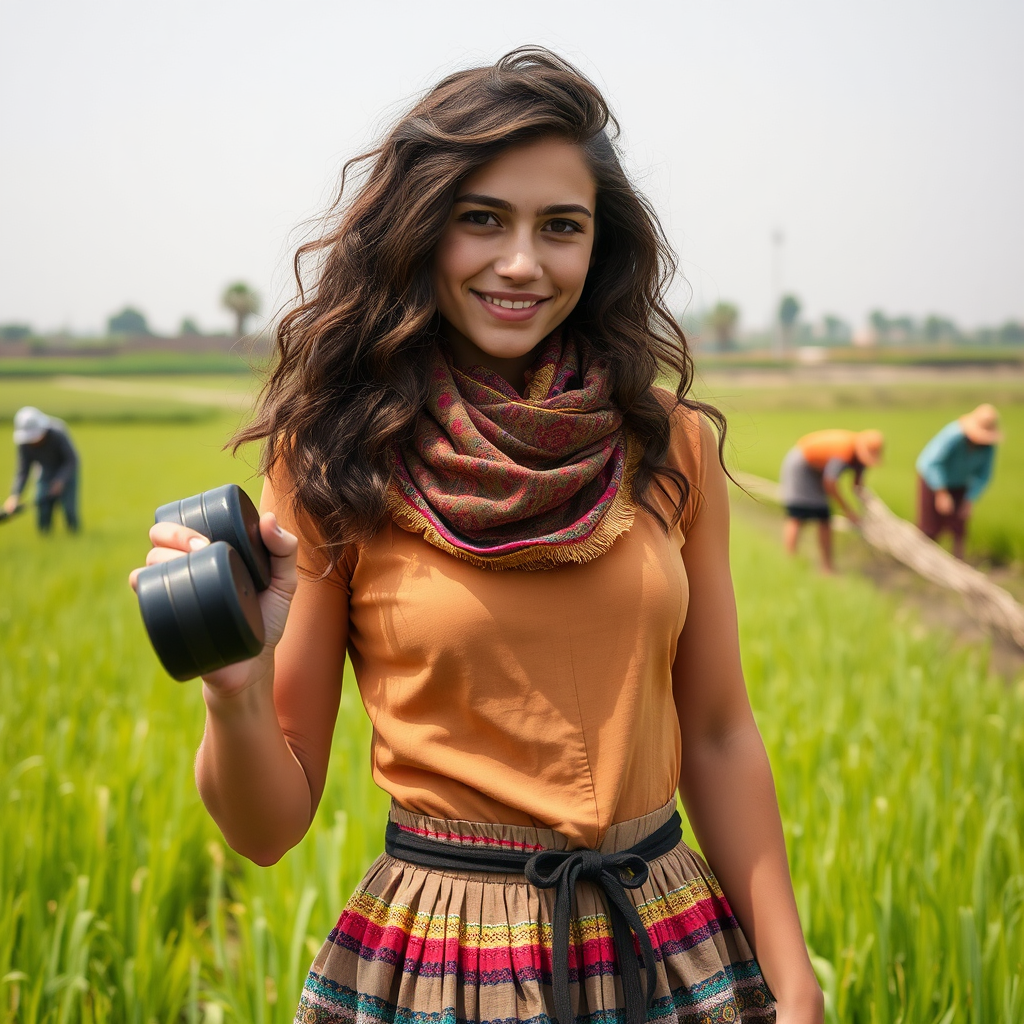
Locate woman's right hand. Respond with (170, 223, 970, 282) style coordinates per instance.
(128, 512, 299, 697)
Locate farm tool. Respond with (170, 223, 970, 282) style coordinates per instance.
(0, 502, 25, 524)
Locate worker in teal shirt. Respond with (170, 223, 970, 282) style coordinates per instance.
(915, 403, 1001, 559)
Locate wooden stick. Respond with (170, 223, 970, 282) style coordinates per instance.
(731, 472, 1024, 650)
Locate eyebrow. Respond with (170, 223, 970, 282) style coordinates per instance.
(454, 193, 593, 218)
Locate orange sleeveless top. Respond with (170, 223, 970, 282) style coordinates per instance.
(324, 402, 705, 848)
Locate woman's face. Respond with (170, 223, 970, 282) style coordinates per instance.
(432, 137, 597, 385)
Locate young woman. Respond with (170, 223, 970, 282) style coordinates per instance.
(133, 48, 823, 1024)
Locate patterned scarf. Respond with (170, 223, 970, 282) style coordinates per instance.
(389, 334, 637, 570)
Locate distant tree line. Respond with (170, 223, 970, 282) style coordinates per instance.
(869, 309, 1024, 345)
(695, 297, 1024, 353)
(0, 324, 32, 342)
(0, 281, 262, 344)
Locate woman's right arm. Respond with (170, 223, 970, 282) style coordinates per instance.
(131, 471, 350, 865)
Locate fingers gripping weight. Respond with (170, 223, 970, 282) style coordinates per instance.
(136, 484, 272, 681)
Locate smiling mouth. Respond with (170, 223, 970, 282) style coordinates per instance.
(472, 291, 550, 310)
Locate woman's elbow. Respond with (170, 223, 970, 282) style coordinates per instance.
(245, 846, 288, 868)
(227, 831, 301, 867)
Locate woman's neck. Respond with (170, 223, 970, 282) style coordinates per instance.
(441, 328, 541, 396)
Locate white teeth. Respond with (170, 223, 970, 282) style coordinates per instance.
(481, 294, 538, 310)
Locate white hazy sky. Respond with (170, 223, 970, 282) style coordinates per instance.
(2, 0, 1022, 336)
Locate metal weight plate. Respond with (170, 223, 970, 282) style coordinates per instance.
(155, 484, 271, 591)
(190, 542, 265, 663)
(136, 542, 265, 681)
(137, 550, 216, 681)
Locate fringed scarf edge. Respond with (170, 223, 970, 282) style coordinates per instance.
(387, 435, 642, 571)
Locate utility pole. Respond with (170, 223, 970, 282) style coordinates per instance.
(771, 228, 784, 357)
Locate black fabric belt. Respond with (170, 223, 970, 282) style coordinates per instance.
(384, 810, 683, 1024)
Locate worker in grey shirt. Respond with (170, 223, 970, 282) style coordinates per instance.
(4, 406, 80, 533)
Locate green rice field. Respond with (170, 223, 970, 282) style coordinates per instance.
(0, 351, 258, 378)
(1, 375, 1023, 1022)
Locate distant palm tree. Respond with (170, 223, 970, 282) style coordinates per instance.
(707, 302, 739, 352)
(221, 282, 260, 337)
(777, 294, 801, 355)
(869, 309, 890, 343)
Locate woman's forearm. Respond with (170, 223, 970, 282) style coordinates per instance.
(195, 658, 314, 865)
(679, 721, 821, 1011)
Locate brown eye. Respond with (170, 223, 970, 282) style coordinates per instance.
(545, 218, 583, 234)
(462, 210, 500, 227)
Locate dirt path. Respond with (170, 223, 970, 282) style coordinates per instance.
(731, 487, 1024, 678)
(700, 362, 1024, 389)
(52, 375, 253, 410)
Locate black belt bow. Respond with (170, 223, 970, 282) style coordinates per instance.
(385, 810, 682, 1024)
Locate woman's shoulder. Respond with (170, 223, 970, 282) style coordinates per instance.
(647, 387, 714, 535)
(264, 458, 360, 593)
(650, 386, 707, 474)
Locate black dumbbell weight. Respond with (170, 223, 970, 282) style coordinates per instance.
(136, 484, 272, 681)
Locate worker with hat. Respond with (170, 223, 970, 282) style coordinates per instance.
(4, 406, 80, 533)
(779, 428, 884, 573)
(915, 404, 1001, 559)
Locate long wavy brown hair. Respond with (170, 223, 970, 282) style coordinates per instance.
(235, 46, 725, 558)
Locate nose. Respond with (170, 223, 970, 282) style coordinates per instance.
(493, 231, 543, 283)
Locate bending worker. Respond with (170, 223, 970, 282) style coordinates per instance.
(916, 403, 1001, 559)
(779, 428, 884, 573)
(4, 406, 80, 534)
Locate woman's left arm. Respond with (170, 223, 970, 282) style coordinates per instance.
(673, 421, 824, 1023)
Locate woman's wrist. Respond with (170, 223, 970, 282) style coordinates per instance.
(772, 975, 824, 1020)
(201, 651, 276, 719)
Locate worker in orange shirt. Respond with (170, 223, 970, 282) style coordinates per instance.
(779, 428, 884, 573)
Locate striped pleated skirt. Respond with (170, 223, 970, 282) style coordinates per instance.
(294, 800, 775, 1024)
